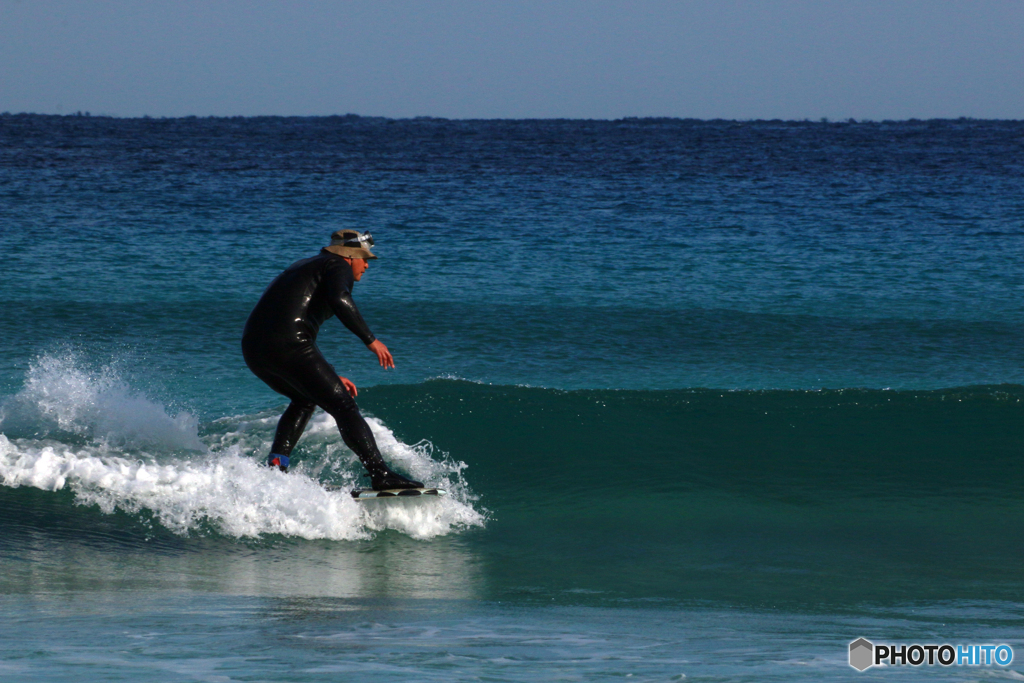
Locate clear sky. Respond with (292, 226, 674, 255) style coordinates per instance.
(1, 0, 1022, 120)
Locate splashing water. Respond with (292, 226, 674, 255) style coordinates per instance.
(0, 353, 485, 540)
(0, 352, 203, 451)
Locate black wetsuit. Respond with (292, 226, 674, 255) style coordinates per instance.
(242, 249, 395, 480)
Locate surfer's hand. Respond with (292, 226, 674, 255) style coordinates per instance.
(367, 340, 394, 369)
(338, 376, 358, 397)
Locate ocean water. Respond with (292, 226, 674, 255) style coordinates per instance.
(1, 114, 1023, 680)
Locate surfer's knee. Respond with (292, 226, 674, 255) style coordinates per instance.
(288, 400, 316, 418)
(323, 388, 359, 418)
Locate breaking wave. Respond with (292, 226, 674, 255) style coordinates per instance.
(0, 354, 485, 541)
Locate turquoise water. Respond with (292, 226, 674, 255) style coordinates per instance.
(2, 114, 1023, 680)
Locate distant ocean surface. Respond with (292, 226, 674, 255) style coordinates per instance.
(2, 114, 1023, 681)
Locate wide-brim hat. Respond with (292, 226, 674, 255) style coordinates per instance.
(324, 229, 378, 259)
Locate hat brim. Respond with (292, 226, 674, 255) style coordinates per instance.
(324, 245, 378, 259)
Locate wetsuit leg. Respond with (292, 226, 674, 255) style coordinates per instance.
(244, 344, 398, 480)
(271, 400, 316, 456)
(241, 356, 317, 459)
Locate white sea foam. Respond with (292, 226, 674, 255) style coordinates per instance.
(0, 354, 486, 541)
(0, 352, 203, 451)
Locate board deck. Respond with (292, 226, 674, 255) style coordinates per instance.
(322, 484, 448, 499)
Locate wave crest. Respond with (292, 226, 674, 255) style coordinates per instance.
(0, 354, 486, 541)
(0, 352, 202, 451)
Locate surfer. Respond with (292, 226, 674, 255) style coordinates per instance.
(241, 229, 423, 490)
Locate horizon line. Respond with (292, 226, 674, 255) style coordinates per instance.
(2, 111, 1021, 124)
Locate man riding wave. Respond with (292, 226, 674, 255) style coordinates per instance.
(242, 229, 422, 490)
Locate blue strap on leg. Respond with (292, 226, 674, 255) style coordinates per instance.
(268, 454, 290, 471)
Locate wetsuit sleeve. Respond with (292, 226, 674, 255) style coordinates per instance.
(331, 292, 377, 346)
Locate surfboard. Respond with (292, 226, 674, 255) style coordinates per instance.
(322, 484, 447, 499)
(350, 487, 447, 500)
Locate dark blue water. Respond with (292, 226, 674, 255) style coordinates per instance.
(2, 114, 1023, 680)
